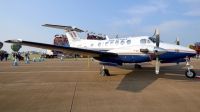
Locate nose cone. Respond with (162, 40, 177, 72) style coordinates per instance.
(187, 48, 197, 57)
(154, 47, 167, 55)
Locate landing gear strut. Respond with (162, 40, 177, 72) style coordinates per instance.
(134, 63, 142, 69)
(100, 65, 110, 76)
(185, 64, 196, 78)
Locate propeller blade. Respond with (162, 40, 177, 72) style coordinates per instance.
(176, 37, 180, 45)
(155, 28, 160, 47)
(155, 55, 160, 74)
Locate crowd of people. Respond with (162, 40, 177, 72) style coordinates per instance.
(0, 51, 9, 61)
(13, 52, 24, 61)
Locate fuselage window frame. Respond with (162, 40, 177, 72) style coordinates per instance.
(91, 43, 94, 47)
(127, 40, 131, 45)
(120, 40, 125, 45)
(110, 41, 114, 46)
(105, 42, 109, 46)
(98, 42, 101, 47)
(140, 39, 146, 44)
(115, 41, 119, 46)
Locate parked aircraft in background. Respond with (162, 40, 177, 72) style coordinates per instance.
(188, 42, 200, 54)
(5, 24, 197, 78)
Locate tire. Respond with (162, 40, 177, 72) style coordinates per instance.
(104, 69, 110, 76)
(185, 69, 196, 78)
(100, 69, 105, 76)
(99, 69, 110, 76)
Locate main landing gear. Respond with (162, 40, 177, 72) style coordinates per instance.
(134, 63, 142, 69)
(99, 65, 110, 76)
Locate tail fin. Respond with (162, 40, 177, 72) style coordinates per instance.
(42, 24, 84, 46)
(105, 35, 109, 40)
(66, 30, 81, 46)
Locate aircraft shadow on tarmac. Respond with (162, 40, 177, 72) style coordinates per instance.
(114, 63, 200, 93)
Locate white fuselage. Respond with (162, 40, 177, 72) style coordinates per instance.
(69, 36, 195, 55)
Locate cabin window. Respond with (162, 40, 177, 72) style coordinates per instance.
(98, 42, 101, 47)
(115, 41, 119, 46)
(120, 40, 125, 45)
(140, 39, 146, 44)
(126, 40, 131, 45)
(105, 42, 109, 46)
(110, 41, 114, 46)
(91, 43, 94, 47)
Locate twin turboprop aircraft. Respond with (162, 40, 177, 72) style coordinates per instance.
(5, 24, 197, 78)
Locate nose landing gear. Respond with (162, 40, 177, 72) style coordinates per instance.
(185, 63, 196, 78)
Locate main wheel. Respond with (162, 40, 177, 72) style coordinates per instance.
(185, 69, 196, 78)
(99, 69, 110, 76)
(100, 69, 105, 76)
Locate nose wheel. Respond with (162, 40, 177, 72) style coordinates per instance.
(185, 64, 196, 78)
(100, 65, 110, 76)
(185, 69, 196, 78)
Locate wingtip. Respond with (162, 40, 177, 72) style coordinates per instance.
(4, 39, 22, 43)
(4, 40, 11, 43)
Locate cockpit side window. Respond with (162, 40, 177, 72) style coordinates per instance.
(147, 40, 150, 44)
(140, 39, 146, 44)
(148, 37, 156, 43)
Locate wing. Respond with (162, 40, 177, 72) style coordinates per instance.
(42, 24, 84, 32)
(5, 39, 118, 57)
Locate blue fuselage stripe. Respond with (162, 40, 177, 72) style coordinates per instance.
(94, 51, 196, 63)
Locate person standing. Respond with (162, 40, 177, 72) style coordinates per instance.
(0, 52, 2, 61)
(1, 52, 4, 61)
(4, 52, 8, 61)
(25, 51, 30, 61)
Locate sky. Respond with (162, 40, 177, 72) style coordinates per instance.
(0, 0, 200, 53)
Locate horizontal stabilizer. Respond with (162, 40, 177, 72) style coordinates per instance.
(42, 24, 84, 32)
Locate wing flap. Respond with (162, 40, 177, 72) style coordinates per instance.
(5, 40, 118, 57)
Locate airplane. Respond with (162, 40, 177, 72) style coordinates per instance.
(5, 24, 197, 78)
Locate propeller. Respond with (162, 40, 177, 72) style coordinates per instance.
(140, 28, 167, 74)
(175, 37, 180, 65)
(155, 28, 160, 74)
(155, 29, 160, 47)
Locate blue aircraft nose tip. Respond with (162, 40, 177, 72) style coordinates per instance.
(154, 47, 167, 55)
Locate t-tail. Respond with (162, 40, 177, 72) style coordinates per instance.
(65, 30, 82, 46)
(42, 24, 84, 47)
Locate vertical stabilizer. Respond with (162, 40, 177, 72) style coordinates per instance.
(42, 24, 84, 47)
(66, 30, 81, 47)
(105, 35, 109, 40)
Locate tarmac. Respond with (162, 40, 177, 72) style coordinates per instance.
(0, 58, 200, 112)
